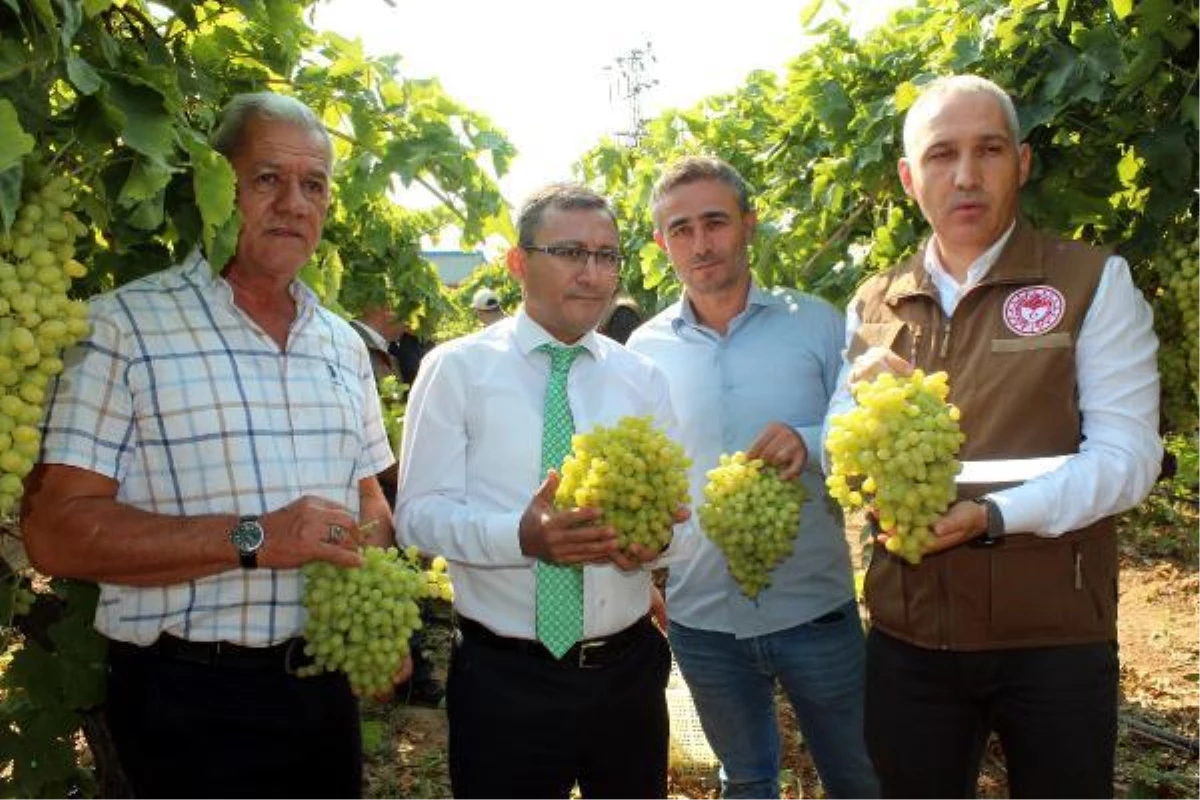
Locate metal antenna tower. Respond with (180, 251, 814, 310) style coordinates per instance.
(605, 42, 658, 147)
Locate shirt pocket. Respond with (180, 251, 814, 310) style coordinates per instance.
(292, 358, 367, 461)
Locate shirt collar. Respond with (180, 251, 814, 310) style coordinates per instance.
(513, 309, 602, 360)
(671, 279, 776, 332)
(925, 220, 1018, 293)
(187, 248, 319, 318)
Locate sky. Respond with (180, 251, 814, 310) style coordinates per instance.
(313, 0, 913, 249)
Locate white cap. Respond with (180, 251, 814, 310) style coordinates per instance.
(471, 288, 500, 311)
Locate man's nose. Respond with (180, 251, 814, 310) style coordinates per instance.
(953, 155, 982, 190)
(273, 176, 310, 214)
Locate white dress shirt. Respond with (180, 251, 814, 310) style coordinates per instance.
(825, 228, 1161, 537)
(395, 310, 695, 640)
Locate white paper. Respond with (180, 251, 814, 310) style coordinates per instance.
(955, 455, 1070, 484)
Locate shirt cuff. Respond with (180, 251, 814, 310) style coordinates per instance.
(488, 511, 535, 564)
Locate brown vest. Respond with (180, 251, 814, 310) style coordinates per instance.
(850, 218, 1118, 650)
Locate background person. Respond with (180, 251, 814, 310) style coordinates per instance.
(825, 74, 1161, 798)
(20, 91, 401, 799)
(598, 294, 644, 344)
(627, 155, 878, 799)
(395, 183, 693, 799)
(349, 300, 442, 708)
(470, 285, 506, 326)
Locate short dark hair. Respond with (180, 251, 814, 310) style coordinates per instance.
(516, 183, 617, 247)
(211, 91, 332, 162)
(651, 155, 753, 229)
(601, 300, 643, 345)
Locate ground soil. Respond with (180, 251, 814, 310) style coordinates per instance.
(365, 520, 1199, 799)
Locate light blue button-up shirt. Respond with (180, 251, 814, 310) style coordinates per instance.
(628, 282, 855, 637)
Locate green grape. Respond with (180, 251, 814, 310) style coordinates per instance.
(0, 169, 94, 515)
(299, 545, 455, 696)
(826, 369, 965, 565)
(1155, 224, 1198, 433)
(554, 415, 691, 553)
(300, 546, 439, 697)
(698, 451, 807, 599)
(426, 554, 454, 602)
(12, 583, 35, 617)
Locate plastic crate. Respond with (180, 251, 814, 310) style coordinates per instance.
(666, 659, 720, 778)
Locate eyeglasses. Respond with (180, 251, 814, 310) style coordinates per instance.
(522, 244, 622, 273)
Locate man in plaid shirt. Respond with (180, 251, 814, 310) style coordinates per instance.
(21, 92, 399, 798)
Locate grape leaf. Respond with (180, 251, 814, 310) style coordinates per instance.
(0, 100, 33, 173)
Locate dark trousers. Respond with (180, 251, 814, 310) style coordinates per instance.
(105, 638, 362, 798)
(447, 617, 672, 799)
(865, 629, 1119, 799)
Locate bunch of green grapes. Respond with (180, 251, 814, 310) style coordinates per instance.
(299, 546, 430, 696)
(1155, 226, 1198, 433)
(425, 554, 454, 602)
(377, 374, 406, 451)
(826, 369, 965, 565)
(698, 451, 807, 599)
(555, 415, 691, 552)
(0, 171, 91, 515)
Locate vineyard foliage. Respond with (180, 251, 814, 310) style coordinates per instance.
(0, 0, 515, 335)
(0, 0, 517, 795)
(581, 0, 1198, 433)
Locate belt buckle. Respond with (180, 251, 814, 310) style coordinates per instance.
(576, 639, 606, 669)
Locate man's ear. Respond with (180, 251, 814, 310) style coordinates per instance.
(1017, 143, 1031, 187)
(898, 158, 916, 200)
(742, 211, 757, 240)
(505, 247, 526, 281)
(653, 229, 667, 252)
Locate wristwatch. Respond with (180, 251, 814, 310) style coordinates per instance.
(972, 497, 1005, 546)
(229, 515, 265, 569)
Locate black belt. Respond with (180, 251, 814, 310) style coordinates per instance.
(108, 633, 312, 673)
(456, 615, 651, 669)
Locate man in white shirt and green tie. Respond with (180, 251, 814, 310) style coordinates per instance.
(395, 183, 694, 798)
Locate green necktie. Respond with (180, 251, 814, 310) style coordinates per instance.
(535, 342, 586, 658)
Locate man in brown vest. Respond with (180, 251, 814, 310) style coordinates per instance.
(824, 75, 1161, 797)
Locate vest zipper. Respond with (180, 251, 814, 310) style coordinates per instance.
(1074, 545, 1083, 590)
(910, 325, 923, 364)
(938, 318, 953, 358)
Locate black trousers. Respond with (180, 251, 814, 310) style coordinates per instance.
(447, 617, 672, 799)
(105, 638, 362, 798)
(865, 629, 1119, 799)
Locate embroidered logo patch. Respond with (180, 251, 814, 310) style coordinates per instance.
(1003, 285, 1065, 336)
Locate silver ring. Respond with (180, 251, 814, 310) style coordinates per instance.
(326, 524, 347, 545)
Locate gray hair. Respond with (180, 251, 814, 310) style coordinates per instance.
(651, 155, 754, 229)
(211, 91, 333, 162)
(516, 183, 616, 246)
(902, 75, 1021, 160)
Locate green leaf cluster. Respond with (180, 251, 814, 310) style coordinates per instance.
(580, 0, 1197, 434)
(0, 1, 518, 792)
(0, 0, 513, 318)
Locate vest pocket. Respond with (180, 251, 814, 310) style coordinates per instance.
(991, 331, 1072, 352)
(863, 545, 909, 632)
(988, 533, 1114, 644)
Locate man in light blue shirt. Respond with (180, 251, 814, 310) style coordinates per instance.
(628, 156, 878, 799)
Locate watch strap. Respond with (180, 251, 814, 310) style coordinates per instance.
(233, 514, 263, 569)
(972, 497, 1005, 547)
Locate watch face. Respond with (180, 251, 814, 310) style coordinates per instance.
(231, 519, 264, 553)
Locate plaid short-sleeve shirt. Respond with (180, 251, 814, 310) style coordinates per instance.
(39, 251, 395, 645)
